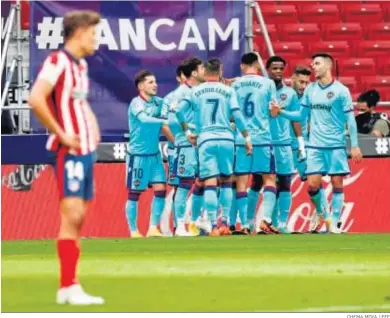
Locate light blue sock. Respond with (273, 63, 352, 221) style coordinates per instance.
(236, 192, 248, 228)
(204, 187, 218, 227)
(271, 200, 279, 227)
(279, 191, 292, 225)
(150, 191, 166, 227)
(259, 186, 277, 223)
(247, 188, 260, 230)
(319, 186, 330, 219)
(219, 183, 233, 224)
(331, 188, 344, 225)
(174, 186, 190, 222)
(172, 188, 177, 228)
(125, 198, 138, 233)
(230, 185, 237, 227)
(191, 185, 203, 222)
(308, 187, 323, 216)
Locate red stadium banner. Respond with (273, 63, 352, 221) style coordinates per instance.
(2, 158, 390, 240)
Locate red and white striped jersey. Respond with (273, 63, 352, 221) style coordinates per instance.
(37, 50, 96, 155)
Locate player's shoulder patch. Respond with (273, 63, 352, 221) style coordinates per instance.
(131, 97, 144, 113)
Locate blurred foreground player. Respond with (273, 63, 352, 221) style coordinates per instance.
(271, 53, 362, 233)
(28, 11, 104, 305)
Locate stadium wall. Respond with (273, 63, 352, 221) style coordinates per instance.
(2, 158, 390, 240)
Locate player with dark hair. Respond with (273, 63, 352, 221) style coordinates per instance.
(168, 57, 205, 236)
(266, 56, 302, 233)
(126, 70, 174, 238)
(230, 52, 279, 234)
(28, 10, 103, 305)
(271, 52, 362, 233)
(290, 65, 311, 181)
(176, 58, 252, 236)
(356, 90, 389, 137)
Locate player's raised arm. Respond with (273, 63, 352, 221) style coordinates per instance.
(290, 92, 306, 160)
(28, 55, 80, 149)
(276, 84, 311, 121)
(342, 88, 362, 163)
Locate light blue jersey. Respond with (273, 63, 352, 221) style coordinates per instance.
(302, 80, 354, 148)
(290, 94, 309, 150)
(270, 84, 301, 146)
(231, 74, 277, 146)
(163, 90, 181, 149)
(169, 84, 194, 147)
(176, 81, 247, 180)
(181, 82, 245, 144)
(128, 95, 164, 155)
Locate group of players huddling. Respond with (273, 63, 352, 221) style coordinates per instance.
(28, 9, 363, 305)
(125, 52, 363, 238)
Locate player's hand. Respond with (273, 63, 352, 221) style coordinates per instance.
(59, 133, 80, 149)
(351, 146, 363, 164)
(186, 133, 198, 146)
(245, 140, 253, 156)
(269, 100, 282, 117)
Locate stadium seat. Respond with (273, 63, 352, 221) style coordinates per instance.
(338, 58, 376, 76)
(296, 4, 340, 23)
(364, 23, 390, 40)
(309, 41, 351, 58)
(341, 3, 384, 23)
(253, 23, 279, 41)
(278, 23, 321, 41)
(355, 41, 390, 58)
(322, 23, 363, 41)
(376, 58, 390, 75)
(338, 76, 359, 94)
(382, 2, 390, 21)
(259, 4, 299, 24)
(360, 76, 390, 100)
(272, 41, 305, 58)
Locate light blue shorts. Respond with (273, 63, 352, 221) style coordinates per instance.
(126, 153, 166, 191)
(198, 139, 234, 181)
(274, 145, 295, 176)
(174, 145, 198, 179)
(306, 147, 350, 176)
(234, 145, 275, 175)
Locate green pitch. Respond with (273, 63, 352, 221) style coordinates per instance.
(2, 234, 390, 312)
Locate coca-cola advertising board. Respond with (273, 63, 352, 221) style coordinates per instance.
(2, 158, 390, 240)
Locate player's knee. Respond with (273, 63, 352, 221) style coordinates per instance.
(61, 198, 85, 227)
(193, 184, 204, 196)
(278, 175, 292, 192)
(154, 190, 166, 198)
(251, 174, 263, 191)
(178, 178, 194, 190)
(128, 191, 141, 202)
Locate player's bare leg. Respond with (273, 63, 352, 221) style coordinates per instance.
(235, 174, 250, 234)
(218, 175, 234, 236)
(329, 175, 344, 234)
(147, 183, 166, 237)
(258, 174, 280, 234)
(57, 197, 104, 305)
(307, 174, 331, 233)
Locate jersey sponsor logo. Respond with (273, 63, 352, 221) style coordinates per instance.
(327, 91, 334, 99)
(311, 104, 332, 112)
